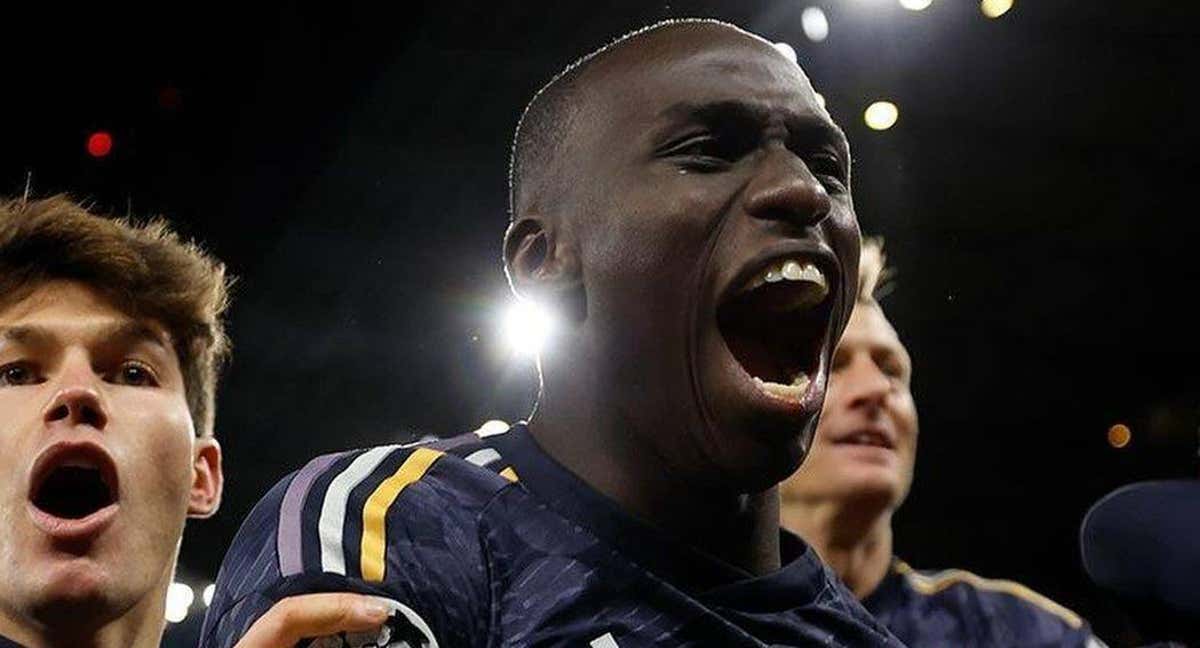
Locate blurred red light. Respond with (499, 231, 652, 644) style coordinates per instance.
(87, 131, 113, 158)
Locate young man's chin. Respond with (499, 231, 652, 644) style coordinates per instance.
(36, 557, 114, 602)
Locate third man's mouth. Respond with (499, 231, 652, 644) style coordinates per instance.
(717, 255, 834, 403)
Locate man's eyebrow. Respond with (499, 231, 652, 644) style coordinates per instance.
(659, 99, 771, 132)
(0, 325, 52, 346)
(98, 321, 172, 351)
(0, 322, 170, 350)
(658, 99, 850, 159)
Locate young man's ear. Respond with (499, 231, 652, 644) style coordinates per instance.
(187, 437, 223, 519)
(503, 216, 582, 301)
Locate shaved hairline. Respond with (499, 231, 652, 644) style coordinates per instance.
(507, 18, 782, 221)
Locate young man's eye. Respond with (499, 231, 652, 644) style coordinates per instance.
(0, 362, 41, 387)
(113, 361, 159, 387)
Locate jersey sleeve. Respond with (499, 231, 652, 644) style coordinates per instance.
(199, 446, 495, 648)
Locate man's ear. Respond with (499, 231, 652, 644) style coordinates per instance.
(187, 436, 223, 519)
(503, 216, 582, 302)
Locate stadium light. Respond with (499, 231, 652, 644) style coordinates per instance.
(980, 0, 1013, 19)
(801, 7, 829, 43)
(898, 0, 932, 10)
(202, 583, 216, 607)
(502, 299, 556, 357)
(165, 582, 195, 623)
(864, 101, 899, 130)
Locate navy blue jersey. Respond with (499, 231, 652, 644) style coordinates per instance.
(201, 423, 906, 647)
(864, 560, 1105, 648)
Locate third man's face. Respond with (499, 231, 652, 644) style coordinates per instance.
(781, 302, 918, 508)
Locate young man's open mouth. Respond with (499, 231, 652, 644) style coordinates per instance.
(27, 442, 121, 541)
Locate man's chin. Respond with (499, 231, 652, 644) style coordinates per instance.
(711, 420, 815, 494)
(31, 557, 117, 611)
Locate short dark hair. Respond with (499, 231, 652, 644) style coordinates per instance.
(508, 18, 746, 219)
(0, 194, 232, 436)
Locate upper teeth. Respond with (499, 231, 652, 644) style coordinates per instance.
(747, 258, 828, 293)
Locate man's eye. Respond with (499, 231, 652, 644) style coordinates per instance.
(0, 362, 41, 387)
(807, 154, 847, 192)
(664, 135, 739, 169)
(113, 362, 159, 387)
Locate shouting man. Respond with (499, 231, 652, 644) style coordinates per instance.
(203, 20, 904, 647)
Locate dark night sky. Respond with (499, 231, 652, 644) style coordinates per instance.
(5, 2, 1199, 645)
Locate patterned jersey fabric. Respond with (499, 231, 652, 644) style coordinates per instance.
(864, 559, 1106, 647)
(201, 422, 906, 647)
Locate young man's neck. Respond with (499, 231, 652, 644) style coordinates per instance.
(528, 401, 783, 577)
(781, 495, 894, 599)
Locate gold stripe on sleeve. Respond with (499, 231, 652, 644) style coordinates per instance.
(359, 447, 444, 582)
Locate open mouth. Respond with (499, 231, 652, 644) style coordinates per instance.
(834, 430, 895, 449)
(30, 446, 119, 521)
(717, 256, 833, 402)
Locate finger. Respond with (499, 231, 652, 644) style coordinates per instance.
(234, 593, 391, 648)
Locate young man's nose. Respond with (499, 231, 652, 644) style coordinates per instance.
(43, 386, 109, 430)
(744, 150, 833, 229)
(43, 355, 109, 430)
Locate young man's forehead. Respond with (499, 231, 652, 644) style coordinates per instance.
(0, 281, 172, 350)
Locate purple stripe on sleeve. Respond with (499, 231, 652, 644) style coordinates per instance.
(277, 452, 344, 577)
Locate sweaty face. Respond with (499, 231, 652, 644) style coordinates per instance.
(0, 281, 208, 628)
(564, 25, 859, 490)
(780, 302, 918, 508)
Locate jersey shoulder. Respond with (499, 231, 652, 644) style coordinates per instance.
(893, 560, 1100, 646)
(895, 560, 1083, 629)
(202, 431, 521, 647)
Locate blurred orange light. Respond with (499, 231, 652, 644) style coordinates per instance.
(1107, 424, 1131, 449)
(86, 131, 113, 158)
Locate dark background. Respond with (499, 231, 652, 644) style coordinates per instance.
(4, 2, 1198, 645)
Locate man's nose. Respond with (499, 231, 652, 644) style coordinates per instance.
(43, 357, 108, 430)
(744, 149, 832, 228)
(844, 359, 892, 412)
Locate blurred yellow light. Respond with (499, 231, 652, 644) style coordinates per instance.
(899, 0, 933, 10)
(1107, 424, 1132, 449)
(981, 0, 1013, 18)
(864, 101, 899, 131)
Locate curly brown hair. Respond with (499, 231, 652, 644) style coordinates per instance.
(0, 194, 232, 436)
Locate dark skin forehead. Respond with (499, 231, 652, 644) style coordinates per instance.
(571, 23, 849, 168)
